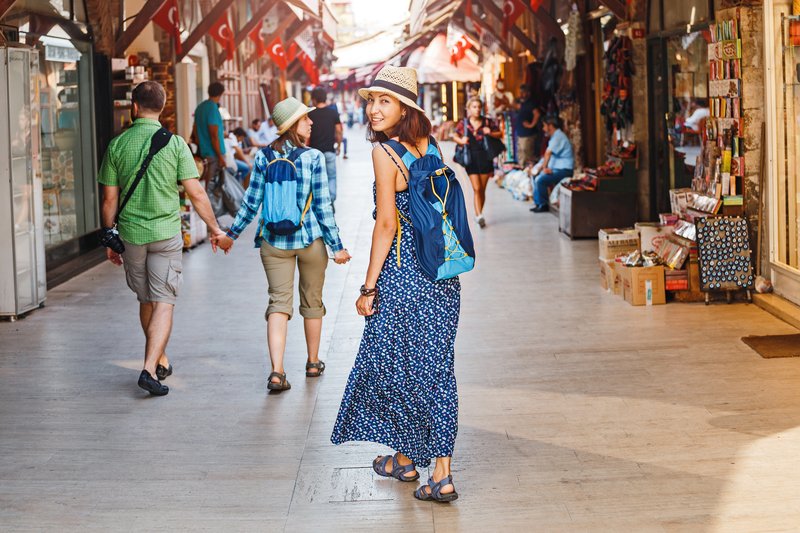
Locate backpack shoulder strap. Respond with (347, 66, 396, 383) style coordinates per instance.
(289, 147, 310, 162)
(428, 135, 443, 159)
(260, 146, 276, 163)
(382, 139, 407, 158)
(378, 142, 408, 183)
(116, 127, 172, 223)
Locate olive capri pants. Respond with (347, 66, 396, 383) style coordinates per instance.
(260, 238, 328, 320)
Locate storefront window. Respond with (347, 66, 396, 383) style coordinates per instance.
(665, 31, 709, 189)
(774, 12, 800, 269)
(36, 30, 94, 249)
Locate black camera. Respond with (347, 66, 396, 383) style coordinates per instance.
(99, 226, 126, 254)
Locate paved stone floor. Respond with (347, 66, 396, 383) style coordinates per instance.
(2, 129, 800, 532)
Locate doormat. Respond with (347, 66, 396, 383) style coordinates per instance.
(742, 334, 800, 359)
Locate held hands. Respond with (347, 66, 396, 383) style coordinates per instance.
(210, 229, 234, 254)
(543, 168, 553, 175)
(333, 249, 352, 264)
(106, 248, 123, 266)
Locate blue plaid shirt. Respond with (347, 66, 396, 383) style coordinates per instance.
(227, 143, 344, 251)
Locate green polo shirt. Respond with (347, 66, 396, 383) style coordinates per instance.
(98, 118, 199, 245)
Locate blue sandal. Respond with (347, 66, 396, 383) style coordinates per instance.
(372, 453, 419, 482)
(414, 476, 459, 503)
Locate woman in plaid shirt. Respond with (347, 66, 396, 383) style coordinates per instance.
(221, 97, 351, 391)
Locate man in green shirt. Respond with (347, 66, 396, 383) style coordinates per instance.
(192, 81, 226, 185)
(98, 81, 230, 396)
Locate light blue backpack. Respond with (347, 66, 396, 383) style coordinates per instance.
(260, 146, 311, 235)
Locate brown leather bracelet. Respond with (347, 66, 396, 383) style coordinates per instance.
(360, 285, 378, 297)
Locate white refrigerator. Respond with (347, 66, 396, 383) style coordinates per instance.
(0, 46, 47, 318)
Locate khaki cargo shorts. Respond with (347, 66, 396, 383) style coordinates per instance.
(122, 233, 183, 305)
(260, 238, 328, 320)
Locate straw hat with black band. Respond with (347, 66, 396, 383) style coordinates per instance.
(358, 66, 424, 113)
(272, 96, 315, 136)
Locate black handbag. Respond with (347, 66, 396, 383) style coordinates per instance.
(482, 120, 506, 160)
(453, 118, 471, 167)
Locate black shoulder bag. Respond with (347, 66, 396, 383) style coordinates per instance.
(99, 128, 173, 254)
(453, 118, 471, 168)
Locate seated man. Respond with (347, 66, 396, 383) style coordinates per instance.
(247, 118, 267, 148)
(530, 116, 574, 213)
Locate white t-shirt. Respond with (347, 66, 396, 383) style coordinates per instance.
(258, 122, 278, 145)
(223, 138, 237, 170)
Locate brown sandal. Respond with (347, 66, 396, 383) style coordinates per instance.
(267, 371, 291, 391)
(305, 361, 326, 377)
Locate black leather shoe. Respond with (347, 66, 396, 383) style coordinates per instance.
(138, 370, 169, 396)
(531, 205, 550, 213)
(156, 363, 173, 381)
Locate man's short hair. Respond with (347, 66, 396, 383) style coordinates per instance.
(311, 87, 327, 104)
(251, 118, 261, 127)
(208, 82, 226, 97)
(233, 127, 247, 137)
(132, 81, 166, 112)
(543, 115, 561, 129)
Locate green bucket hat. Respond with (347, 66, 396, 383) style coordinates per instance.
(272, 96, 315, 135)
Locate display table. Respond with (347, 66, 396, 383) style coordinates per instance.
(558, 187, 638, 239)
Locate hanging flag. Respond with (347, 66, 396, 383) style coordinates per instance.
(450, 34, 473, 66)
(502, 0, 525, 39)
(287, 42, 298, 63)
(153, 0, 182, 54)
(210, 13, 236, 61)
(530, 0, 543, 11)
(267, 36, 288, 70)
(297, 51, 319, 84)
(249, 20, 266, 57)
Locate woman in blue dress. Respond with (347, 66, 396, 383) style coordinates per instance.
(331, 66, 460, 503)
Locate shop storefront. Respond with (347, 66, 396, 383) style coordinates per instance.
(1, 3, 101, 286)
(764, 0, 800, 306)
(646, 0, 714, 215)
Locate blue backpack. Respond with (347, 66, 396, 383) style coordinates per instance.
(380, 138, 475, 281)
(260, 146, 312, 236)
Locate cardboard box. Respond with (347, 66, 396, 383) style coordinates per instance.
(636, 222, 675, 253)
(598, 228, 639, 260)
(599, 259, 622, 295)
(619, 265, 666, 306)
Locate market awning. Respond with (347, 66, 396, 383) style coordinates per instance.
(416, 34, 480, 84)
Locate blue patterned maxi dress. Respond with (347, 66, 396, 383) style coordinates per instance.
(330, 143, 461, 467)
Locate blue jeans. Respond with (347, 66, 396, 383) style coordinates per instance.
(533, 168, 573, 206)
(234, 160, 250, 183)
(324, 151, 337, 203)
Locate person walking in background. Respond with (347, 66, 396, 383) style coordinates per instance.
(452, 97, 502, 228)
(98, 81, 230, 396)
(331, 65, 462, 503)
(514, 86, 542, 167)
(531, 116, 574, 213)
(192, 82, 226, 186)
(308, 87, 343, 205)
(221, 97, 351, 392)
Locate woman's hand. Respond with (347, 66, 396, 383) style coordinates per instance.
(356, 294, 376, 316)
(334, 249, 352, 264)
(482, 126, 491, 135)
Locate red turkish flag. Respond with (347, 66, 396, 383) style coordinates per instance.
(153, 0, 182, 54)
(502, 0, 525, 39)
(297, 51, 319, 84)
(267, 36, 288, 70)
(210, 13, 236, 61)
(450, 34, 472, 66)
(530, 0, 543, 11)
(287, 42, 298, 63)
(249, 20, 266, 57)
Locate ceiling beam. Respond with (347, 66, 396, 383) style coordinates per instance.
(526, 3, 565, 47)
(597, 0, 626, 20)
(0, 0, 17, 20)
(177, 0, 237, 61)
(216, 0, 280, 65)
(115, 0, 167, 56)
(465, 7, 514, 57)
(477, 0, 537, 54)
(242, 13, 298, 71)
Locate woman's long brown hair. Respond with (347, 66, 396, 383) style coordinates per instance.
(271, 121, 307, 153)
(367, 102, 432, 146)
